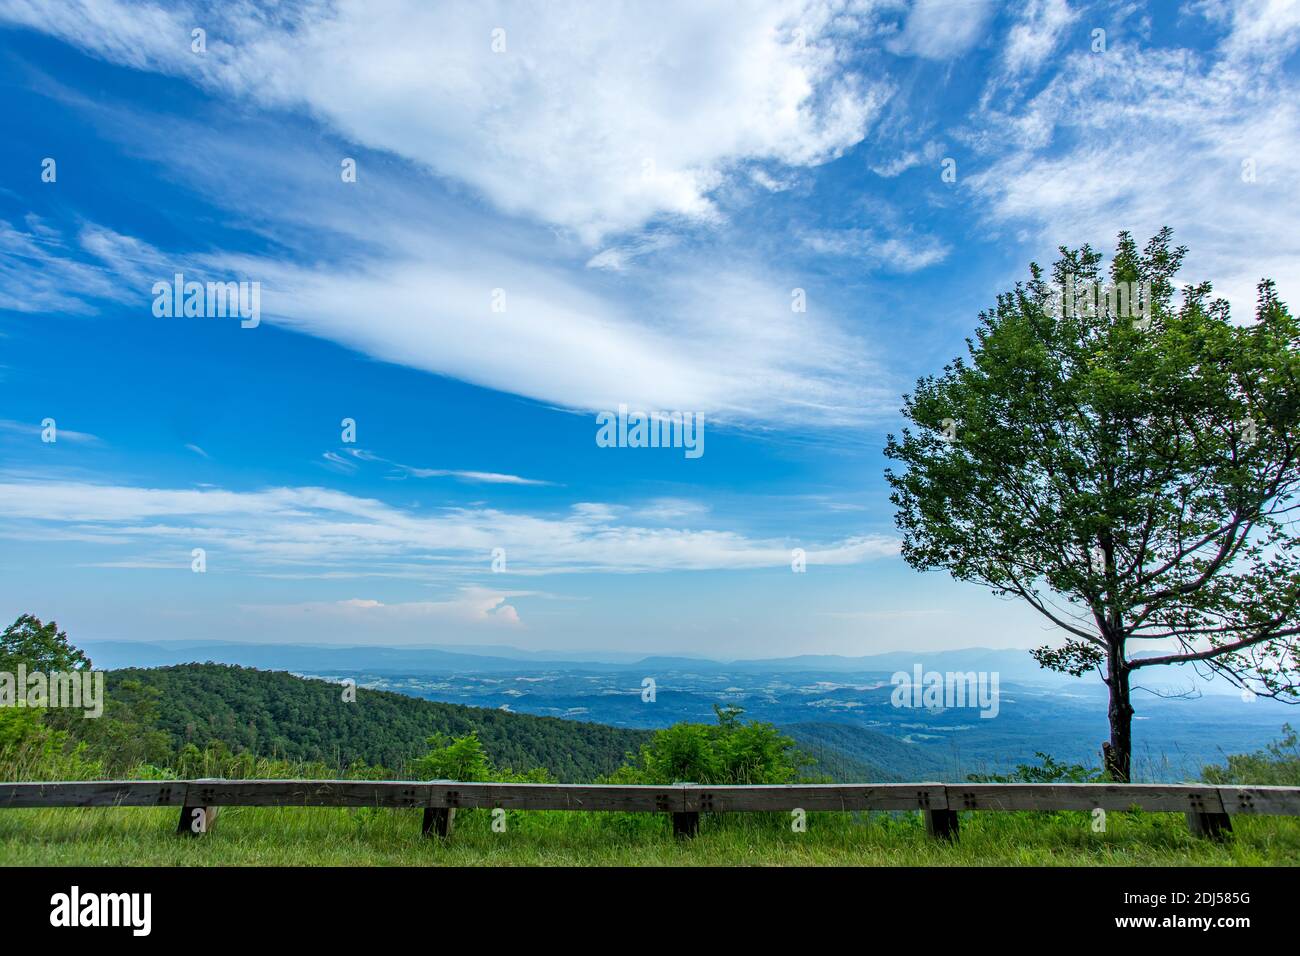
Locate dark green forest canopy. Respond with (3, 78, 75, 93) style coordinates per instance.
(106, 664, 648, 781)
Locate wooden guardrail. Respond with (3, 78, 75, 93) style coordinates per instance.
(2, 780, 1298, 841)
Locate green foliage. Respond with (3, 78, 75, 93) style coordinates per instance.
(49, 678, 173, 775)
(0, 707, 103, 781)
(611, 705, 808, 785)
(169, 738, 350, 780)
(409, 730, 551, 783)
(411, 732, 493, 781)
(1202, 725, 1300, 786)
(967, 751, 1104, 783)
(0, 614, 91, 673)
(884, 230, 1300, 696)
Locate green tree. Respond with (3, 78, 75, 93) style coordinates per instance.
(885, 229, 1300, 781)
(57, 679, 173, 774)
(0, 614, 92, 673)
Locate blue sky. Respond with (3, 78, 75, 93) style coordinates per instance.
(0, 0, 1297, 657)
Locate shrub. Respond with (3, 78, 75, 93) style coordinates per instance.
(0, 707, 103, 781)
(409, 731, 550, 783)
(610, 705, 808, 785)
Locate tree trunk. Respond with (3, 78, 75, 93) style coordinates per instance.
(1104, 645, 1134, 782)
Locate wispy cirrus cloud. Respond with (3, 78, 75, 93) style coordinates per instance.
(0, 418, 101, 443)
(1000, 0, 1079, 76)
(0, 0, 893, 243)
(887, 0, 995, 60)
(965, 1, 1300, 314)
(1, 179, 889, 429)
(246, 588, 526, 629)
(0, 478, 899, 576)
(799, 227, 950, 272)
(347, 449, 555, 486)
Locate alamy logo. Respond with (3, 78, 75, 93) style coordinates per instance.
(1048, 275, 1152, 327)
(890, 665, 1000, 719)
(152, 272, 261, 328)
(596, 404, 704, 459)
(0, 665, 104, 718)
(50, 886, 151, 936)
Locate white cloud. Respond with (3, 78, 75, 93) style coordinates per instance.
(888, 0, 994, 59)
(1, 0, 891, 243)
(252, 250, 882, 426)
(1198, 0, 1300, 61)
(634, 498, 712, 522)
(966, 18, 1300, 316)
(3, 208, 886, 427)
(585, 232, 681, 272)
(869, 140, 944, 177)
(0, 418, 100, 444)
(1001, 0, 1078, 75)
(0, 478, 900, 575)
(348, 450, 553, 486)
(249, 589, 525, 628)
(0, 220, 122, 314)
(0, 3, 901, 431)
(799, 227, 950, 271)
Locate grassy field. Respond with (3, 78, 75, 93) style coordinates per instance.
(1, 805, 1297, 866)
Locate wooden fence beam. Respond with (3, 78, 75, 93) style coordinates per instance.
(1216, 786, 1300, 816)
(945, 783, 1227, 814)
(1, 779, 1297, 851)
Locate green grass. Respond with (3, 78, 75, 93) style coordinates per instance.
(2, 806, 1297, 866)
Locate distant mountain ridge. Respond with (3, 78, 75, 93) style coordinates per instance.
(84, 640, 1066, 681)
(80, 639, 1242, 697)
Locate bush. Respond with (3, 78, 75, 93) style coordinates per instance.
(409, 731, 550, 783)
(610, 705, 808, 785)
(0, 707, 103, 781)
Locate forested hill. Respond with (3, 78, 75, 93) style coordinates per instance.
(108, 664, 649, 781)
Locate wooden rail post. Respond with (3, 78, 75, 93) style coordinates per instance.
(1183, 788, 1232, 840)
(1185, 810, 1232, 840)
(924, 808, 959, 841)
(176, 779, 218, 837)
(177, 804, 218, 836)
(423, 782, 457, 839)
(673, 782, 700, 838)
(421, 807, 455, 839)
(672, 811, 700, 838)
